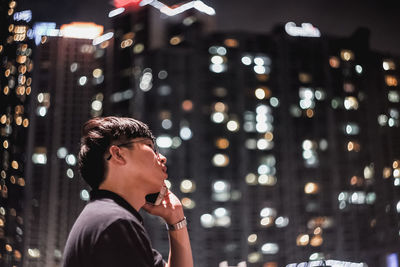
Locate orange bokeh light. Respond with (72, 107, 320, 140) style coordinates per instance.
(114, 0, 142, 8)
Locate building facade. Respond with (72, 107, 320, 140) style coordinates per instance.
(105, 2, 400, 267)
(22, 22, 105, 267)
(0, 1, 33, 266)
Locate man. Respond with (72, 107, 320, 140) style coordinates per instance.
(63, 116, 193, 267)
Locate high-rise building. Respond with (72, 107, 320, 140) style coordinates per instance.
(22, 22, 105, 267)
(104, 2, 400, 266)
(0, 1, 33, 266)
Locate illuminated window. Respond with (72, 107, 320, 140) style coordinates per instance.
(11, 161, 18, 169)
(364, 164, 374, 179)
(343, 82, 355, 93)
(241, 55, 252, 65)
(269, 97, 279, 107)
(257, 139, 273, 150)
(254, 65, 268, 74)
(66, 169, 74, 179)
(261, 243, 279, 254)
(213, 207, 231, 227)
(260, 217, 274, 227)
(378, 114, 388, 126)
(254, 87, 271, 100)
(298, 72, 312, 83)
(158, 70, 168, 79)
(344, 123, 360, 135)
(355, 65, 363, 74)
(139, 71, 153, 92)
(254, 56, 271, 66)
(344, 96, 359, 110)
(78, 76, 87, 86)
(209, 63, 226, 73)
(212, 180, 230, 201)
(57, 147, 68, 159)
(383, 59, 396, 70)
(260, 207, 277, 218)
(169, 35, 183, 45)
(92, 68, 103, 78)
(310, 235, 323, 247)
(80, 189, 90, 201)
(252, 56, 271, 74)
(156, 135, 172, 148)
(340, 49, 354, 61)
(213, 102, 227, 112)
(296, 234, 309, 246)
(305, 182, 319, 194)
(299, 87, 315, 110)
(80, 44, 95, 54)
(247, 234, 257, 244)
(226, 120, 239, 132)
(393, 160, 400, 169)
(350, 176, 363, 186)
(385, 75, 398, 87)
(181, 197, 195, 209)
(3, 86, 10, 95)
(66, 154, 77, 166)
(133, 43, 144, 54)
(211, 112, 226, 123)
(248, 252, 261, 264)
(290, 105, 302, 117)
(91, 100, 102, 111)
(32, 147, 47, 164)
(275, 216, 289, 228)
(245, 173, 257, 185)
(157, 85, 171, 96)
(200, 214, 214, 228)
(180, 179, 196, 193)
(3, 140, 9, 149)
(305, 109, 314, 118)
(224, 38, 239, 47)
(180, 126, 192, 140)
(329, 56, 340, 68)
(161, 119, 172, 130)
(208, 46, 227, 56)
(182, 100, 193, 111)
(383, 167, 392, 179)
(388, 91, 400, 103)
(215, 138, 229, 149)
(70, 63, 78, 72)
(212, 154, 229, 167)
(347, 141, 361, 152)
(121, 39, 133, 49)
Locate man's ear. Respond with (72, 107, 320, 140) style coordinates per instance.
(109, 146, 126, 164)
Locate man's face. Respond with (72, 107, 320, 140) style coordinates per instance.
(117, 138, 168, 193)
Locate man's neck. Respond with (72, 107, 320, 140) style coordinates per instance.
(98, 181, 146, 212)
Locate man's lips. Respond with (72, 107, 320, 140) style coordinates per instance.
(162, 165, 167, 174)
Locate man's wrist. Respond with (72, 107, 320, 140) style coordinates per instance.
(166, 217, 187, 231)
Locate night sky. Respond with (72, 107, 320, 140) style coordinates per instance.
(19, 0, 400, 55)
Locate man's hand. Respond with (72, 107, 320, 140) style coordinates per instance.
(142, 190, 184, 225)
(143, 189, 193, 267)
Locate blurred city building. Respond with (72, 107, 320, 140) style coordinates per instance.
(9, 0, 400, 267)
(100, 1, 400, 267)
(0, 0, 33, 266)
(22, 22, 105, 267)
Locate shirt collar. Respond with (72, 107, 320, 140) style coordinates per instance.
(90, 189, 143, 224)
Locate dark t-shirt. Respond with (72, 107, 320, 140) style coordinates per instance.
(62, 190, 166, 267)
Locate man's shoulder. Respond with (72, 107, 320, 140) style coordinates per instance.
(79, 198, 141, 228)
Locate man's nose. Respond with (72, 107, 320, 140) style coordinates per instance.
(158, 153, 167, 164)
